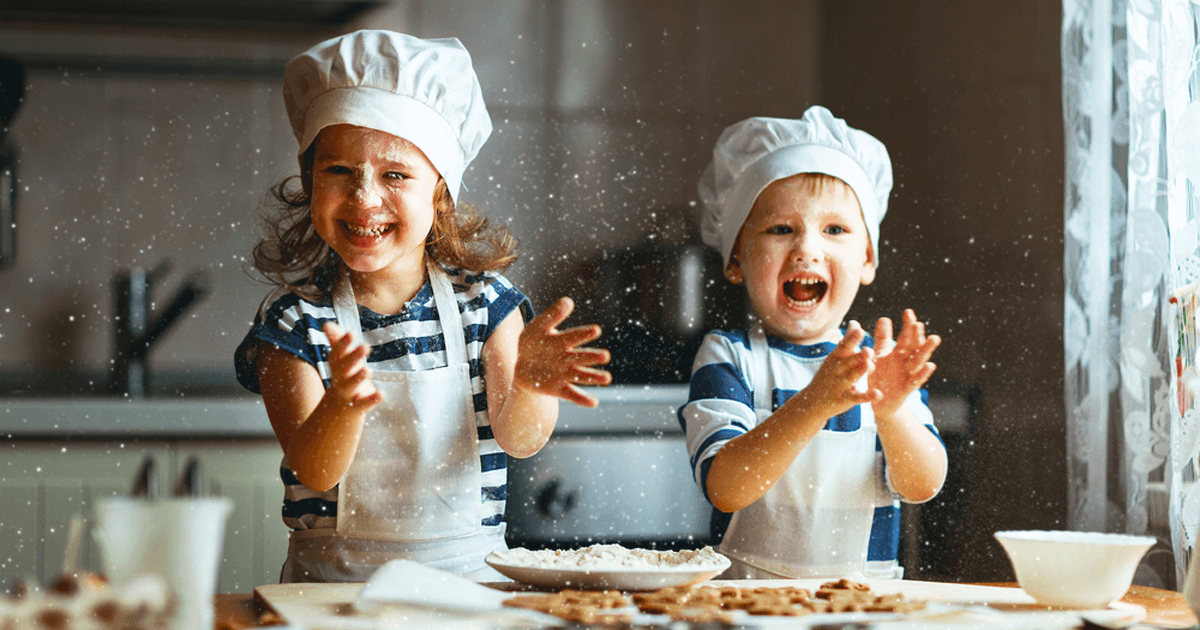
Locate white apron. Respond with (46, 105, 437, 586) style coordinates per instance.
(717, 324, 893, 579)
(280, 263, 506, 582)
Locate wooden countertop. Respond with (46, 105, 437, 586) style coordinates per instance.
(214, 583, 1199, 629)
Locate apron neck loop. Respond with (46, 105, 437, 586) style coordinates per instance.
(331, 263, 469, 367)
(748, 323, 771, 413)
(332, 269, 364, 347)
(427, 261, 468, 366)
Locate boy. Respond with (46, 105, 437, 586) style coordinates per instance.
(682, 107, 947, 579)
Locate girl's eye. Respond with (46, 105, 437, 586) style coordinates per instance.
(826, 225, 847, 236)
(765, 225, 792, 235)
(322, 164, 352, 175)
(384, 171, 410, 180)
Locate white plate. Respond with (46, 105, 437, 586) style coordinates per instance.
(485, 552, 731, 591)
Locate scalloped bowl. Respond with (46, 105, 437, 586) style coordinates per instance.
(994, 530, 1156, 609)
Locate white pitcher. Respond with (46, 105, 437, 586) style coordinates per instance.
(94, 496, 233, 630)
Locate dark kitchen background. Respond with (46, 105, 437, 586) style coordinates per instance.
(0, 1, 1067, 584)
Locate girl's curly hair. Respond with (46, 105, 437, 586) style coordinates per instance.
(252, 145, 518, 301)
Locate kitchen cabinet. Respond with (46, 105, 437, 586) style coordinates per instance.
(0, 439, 287, 593)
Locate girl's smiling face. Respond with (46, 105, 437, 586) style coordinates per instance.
(726, 173, 876, 345)
(310, 124, 441, 280)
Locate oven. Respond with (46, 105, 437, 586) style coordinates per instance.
(504, 384, 713, 550)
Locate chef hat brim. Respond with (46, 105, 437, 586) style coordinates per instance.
(721, 144, 881, 268)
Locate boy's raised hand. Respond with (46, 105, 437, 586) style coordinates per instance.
(805, 320, 881, 418)
(869, 309, 940, 418)
(515, 297, 612, 408)
(322, 321, 384, 413)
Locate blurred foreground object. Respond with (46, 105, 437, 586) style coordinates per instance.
(1, 572, 173, 629)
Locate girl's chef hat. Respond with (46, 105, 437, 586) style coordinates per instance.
(698, 106, 892, 267)
(283, 30, 492, 203)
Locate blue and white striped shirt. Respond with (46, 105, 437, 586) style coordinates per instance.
(235, 266, 533, 534)
(679, 328, 941, 565)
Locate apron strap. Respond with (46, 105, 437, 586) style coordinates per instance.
(748, 323, 771, 413)
(427, 262, 468, 366)
(332, 271, 365, 346)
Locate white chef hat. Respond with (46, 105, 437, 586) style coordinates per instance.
(283, 29, 492, 203)
(698, 106, 892, 267)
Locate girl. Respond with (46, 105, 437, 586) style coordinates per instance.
(234, 30, 611, 582)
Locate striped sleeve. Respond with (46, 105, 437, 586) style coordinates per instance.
(234, 287, 338, 394)
(679, 331, 756, 501)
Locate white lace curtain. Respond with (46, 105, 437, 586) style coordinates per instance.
(1063, 0, 1200, 587)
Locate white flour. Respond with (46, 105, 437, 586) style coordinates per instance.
(491, 544, 726, 570)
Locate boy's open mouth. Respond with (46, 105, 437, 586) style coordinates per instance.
(343, 221, 394, 238)
(784, 277, 826, 307)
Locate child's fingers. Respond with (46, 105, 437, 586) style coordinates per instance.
(572, 365, 613, 386)
(331, 342, 371, 378)
(910, 362, 938, 388)
(556, 323, 604, 348)
(833, 321, 866, 356)
(352, 390, 385, 409)
(901, 309, 929, 344)
(829, 345, 873, 384)
(323, 321, 353, 349)
(529, 297, 576, 334)
(897, 333, 939, 372)
(859, 387, 885, 405)
(570, 346, 612, 367)
(874, 317, 895, 354)
(324, 321, 367, 364)
(558, 383, 600, 408)
(914, 334, 941, 364)
(323, 320, 345, 338)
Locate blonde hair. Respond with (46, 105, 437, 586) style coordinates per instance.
(789, 172, 859, 203)
(726, 172, 869, 274)
(251, 145, 517, 301)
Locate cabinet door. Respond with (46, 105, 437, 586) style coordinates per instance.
(0, 440, 172, 585)
(171, 440, 286, 592)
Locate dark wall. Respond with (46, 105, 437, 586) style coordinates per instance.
(822, 1, 1066, 582)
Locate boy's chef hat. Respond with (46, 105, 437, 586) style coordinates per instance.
(698, 106, 892, 267)
(283, 29, 492, 203)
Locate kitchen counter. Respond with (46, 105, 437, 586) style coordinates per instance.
(213, 582, 1199, 628)
(0, 384, 689, 438)
(0, 398, 273, 438)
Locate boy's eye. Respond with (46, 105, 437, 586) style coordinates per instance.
(825, 225, 847, 236)
(765, 225, 793, 235)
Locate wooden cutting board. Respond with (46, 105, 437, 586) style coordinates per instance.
(254, 579, 1145, 629)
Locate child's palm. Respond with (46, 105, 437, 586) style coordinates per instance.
(515, 297, 612, 407)
(806, 322, 879, 419)
(323, 322, 383, 412)
(870, 310, 939, 417)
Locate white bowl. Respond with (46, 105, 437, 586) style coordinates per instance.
(994, 530, 1156, 609)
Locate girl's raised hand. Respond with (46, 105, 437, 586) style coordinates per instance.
(321, 321, 384, 413)
(514, 297, 612, 408)
(805, 320, 880, 418)
(869, 309, 940, 418)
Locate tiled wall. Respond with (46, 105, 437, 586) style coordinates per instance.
(0, 0, 819, 381)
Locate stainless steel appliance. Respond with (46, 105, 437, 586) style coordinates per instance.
(505, 385, 712, 550)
